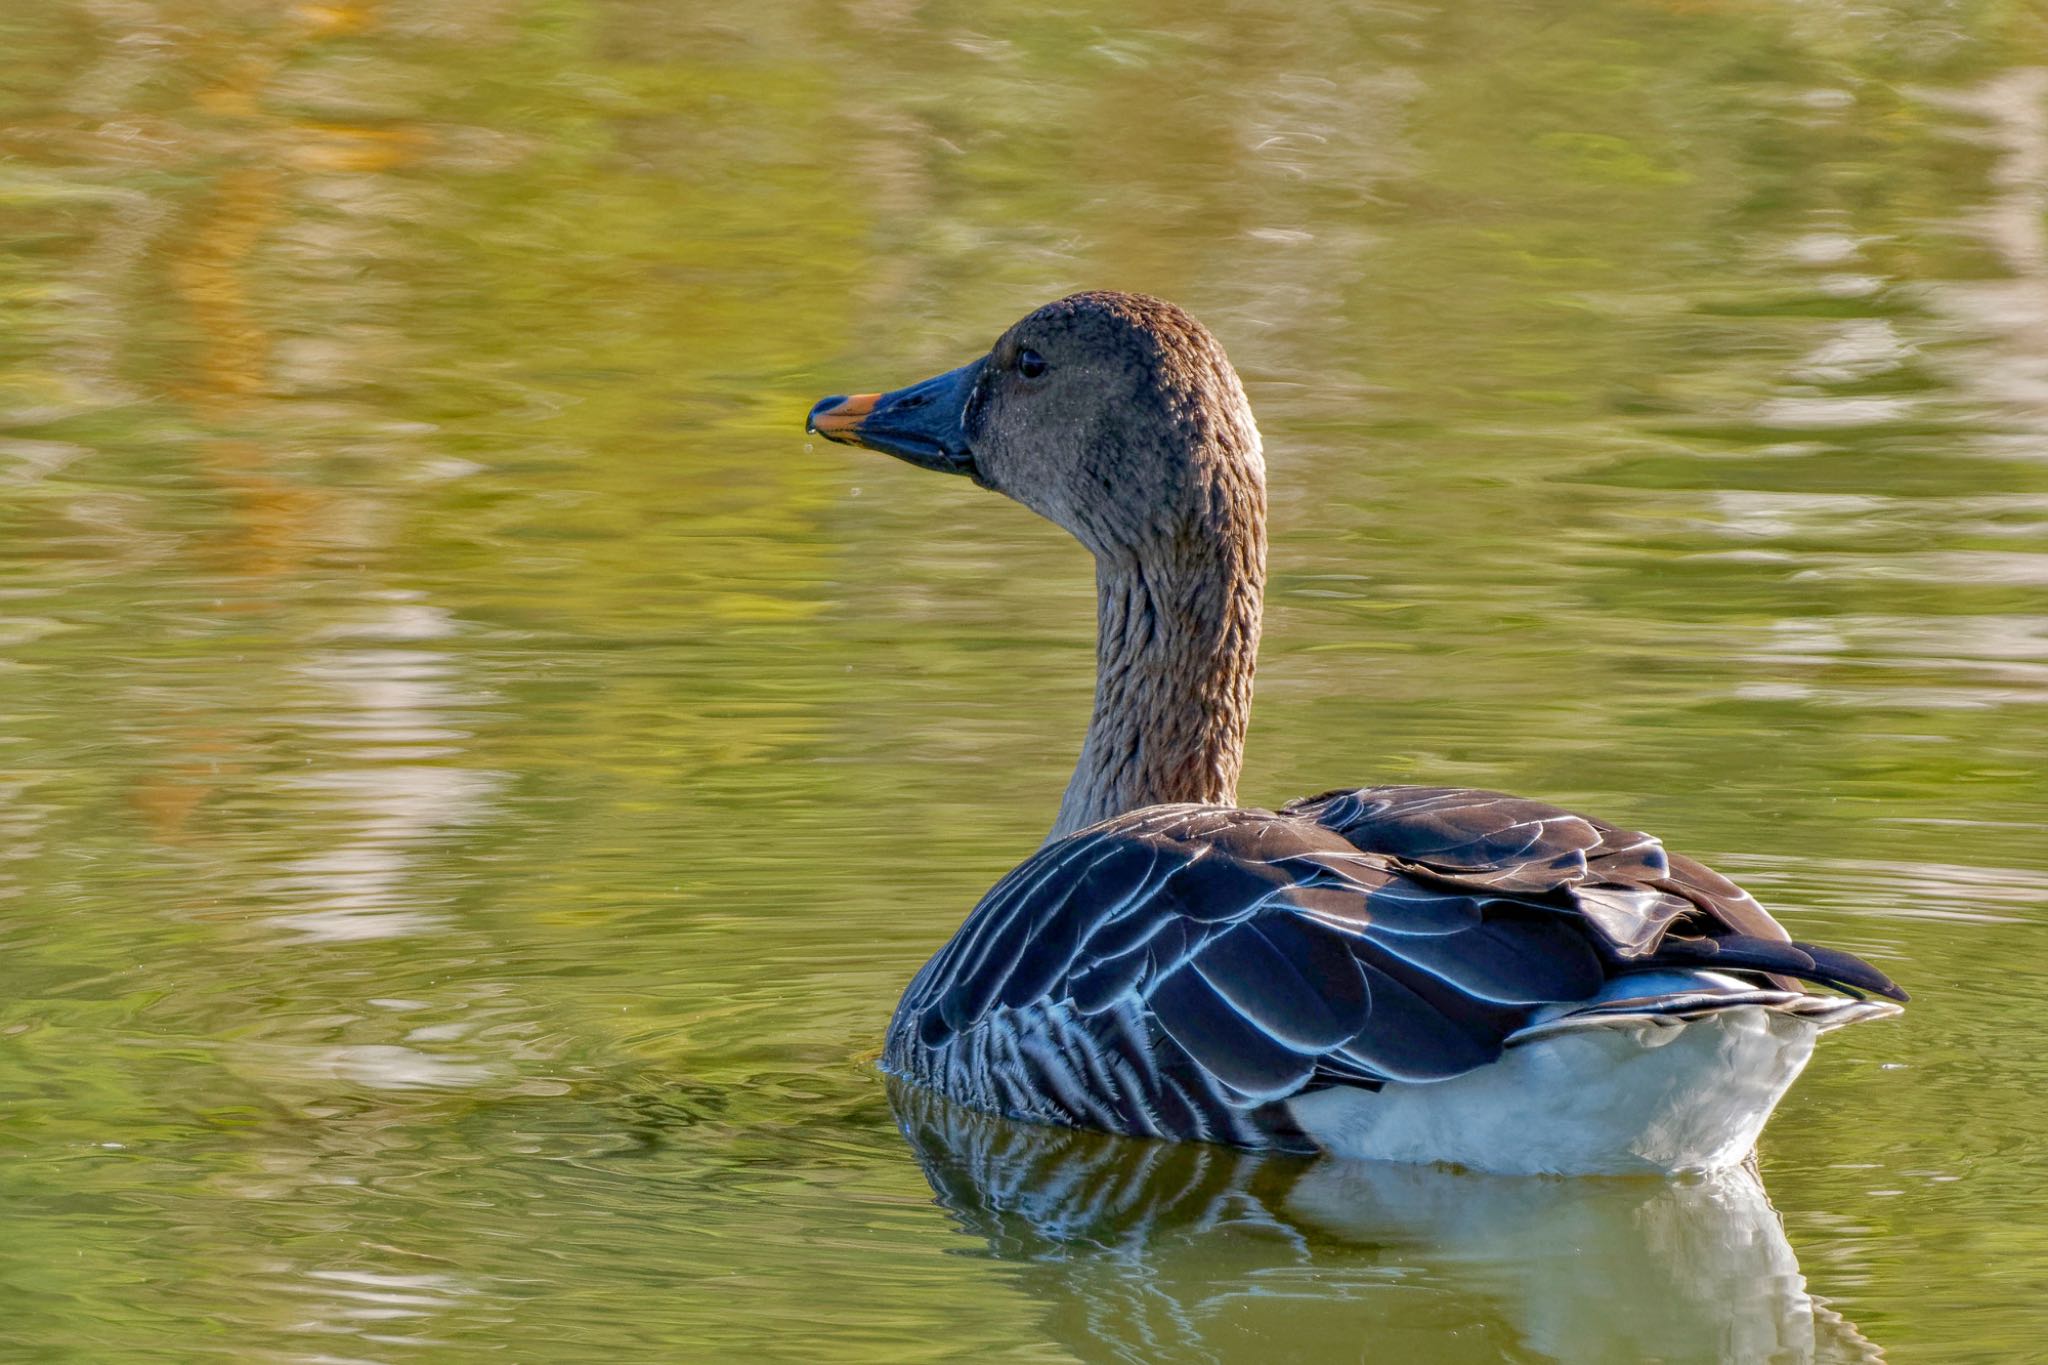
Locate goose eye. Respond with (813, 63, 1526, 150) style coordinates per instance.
(1017, 348, 1048, 379)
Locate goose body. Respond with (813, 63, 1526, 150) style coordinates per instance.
(810, 291, 1904, 1175)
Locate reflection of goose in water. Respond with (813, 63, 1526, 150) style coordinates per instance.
(812, 292, 1905, 1174)
(892, 1083, 1881, 1365)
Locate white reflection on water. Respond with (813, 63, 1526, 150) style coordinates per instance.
(0, 437, 91, 485)
(892, 1084, 1882, 1365)
(1885, 69, 2046, 502)
(266, 607, 502, 944)
(1727, 611, 2048, 709)
(286, 1043, 498, 1091)
(1755, 217, 1920, 433)
(1722, 852, 2043, 927)
(1918, 69, 2048, 431)
(279, 1265, 496, 1355)
(1754, 395, 1917, 430)
(1785, 319, 1913, 387)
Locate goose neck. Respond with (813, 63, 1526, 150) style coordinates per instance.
(1048, 531, 1265, 841)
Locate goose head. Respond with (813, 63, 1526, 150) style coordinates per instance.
(810, 292, 1270, 835)
(808, 291, 1265, 564)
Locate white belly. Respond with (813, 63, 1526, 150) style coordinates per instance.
(1288, 1004, 1824, 1175)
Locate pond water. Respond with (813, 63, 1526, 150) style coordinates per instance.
(3, 2, 2046, 1361)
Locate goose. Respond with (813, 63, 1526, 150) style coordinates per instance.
(807, 291, 1905, 1176)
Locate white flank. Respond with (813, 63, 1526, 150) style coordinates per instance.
(1288, 994, 1899, 1176)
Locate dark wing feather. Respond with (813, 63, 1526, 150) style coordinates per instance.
(1369, 911, 1605, 1005)
(1649, 932, 1907, 999)
(1330, 960, 1508, 1081)
(1656, 849, 1790, 943)
(1148, 965, 1319, 1101)
(1290, 786, 1905, 1000)
(884, 788, 1905, 1152)
(1190, 918, 1369, 1052)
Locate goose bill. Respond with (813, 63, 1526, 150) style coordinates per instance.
(807, 360, 982, 477)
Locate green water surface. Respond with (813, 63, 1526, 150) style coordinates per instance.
(3, 1, 2046, 1361)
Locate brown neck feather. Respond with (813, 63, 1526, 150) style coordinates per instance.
(1049, 489, 1266, 841)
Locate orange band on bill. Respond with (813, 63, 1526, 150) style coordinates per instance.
(809, 392, 879, 440)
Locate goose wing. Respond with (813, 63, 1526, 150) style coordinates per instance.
(883, 790, 1903, 1149)
(1284, 786, 1906, 996)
